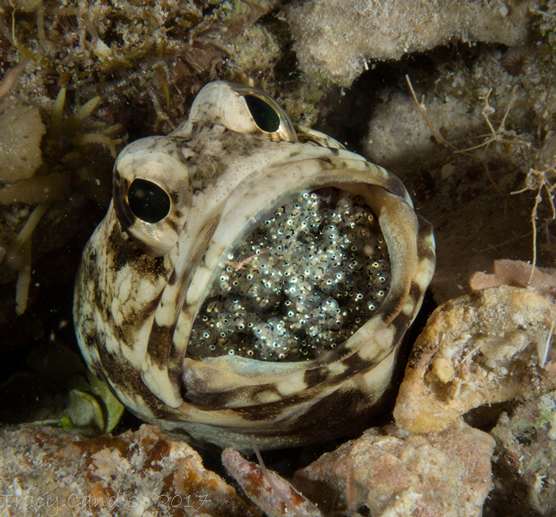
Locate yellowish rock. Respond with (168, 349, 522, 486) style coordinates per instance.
(394, 286, 556, 433)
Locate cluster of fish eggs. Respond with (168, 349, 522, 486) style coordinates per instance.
(187, 188, 391, 362)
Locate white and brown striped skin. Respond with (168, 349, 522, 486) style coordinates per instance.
(73, 82, 435, 452)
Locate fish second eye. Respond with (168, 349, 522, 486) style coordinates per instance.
(244, 95, 280, 133)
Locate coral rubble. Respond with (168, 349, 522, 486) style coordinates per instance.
(394, 286, 556, 433)
(0, 424, 259, 517)
(0, 0, 279, 131)
(294, 421, 495, 517)
(488, 391, 556, 515)
(287, 0, 536, 87)
(0, 102, 45, 182)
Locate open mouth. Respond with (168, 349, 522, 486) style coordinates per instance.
(187, 187, 391, 363)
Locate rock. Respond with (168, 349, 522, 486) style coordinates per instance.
(0, 103, 45, 182)
(469, 259, 556, 297)
(487, 391, 556, 516)
(222, 447, 323, 517)
(0, 424, 259, 516)
(394, 286, 556, 433)
(293, 421, 495, 517)
(287, 0, 535, 87)
(365, 92, 480, 167)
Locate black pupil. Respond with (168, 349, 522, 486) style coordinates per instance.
(128, 179, 171, 223)
(245, 95, 280, 132)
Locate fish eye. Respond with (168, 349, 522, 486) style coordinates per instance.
(244, 95, 280, 133)
(128, 178, 171, 223)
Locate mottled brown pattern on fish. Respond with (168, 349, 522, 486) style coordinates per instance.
(73, 81, 435, 452)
